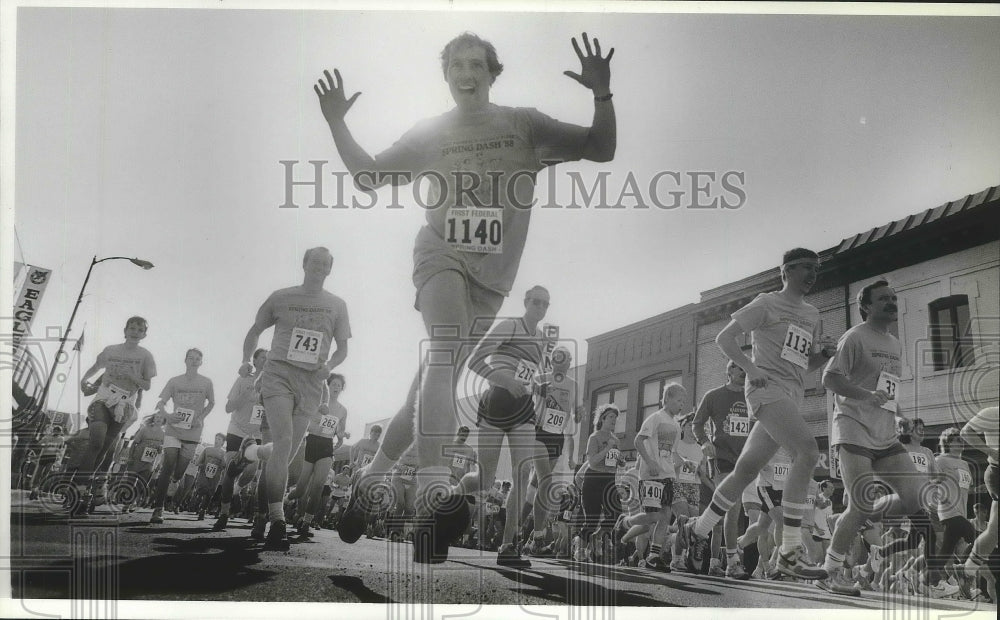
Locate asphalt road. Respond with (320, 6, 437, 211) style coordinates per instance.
(6, 490, 995, 617)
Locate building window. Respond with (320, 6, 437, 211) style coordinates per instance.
(638, 373, 682, 430)
(929, 295, 975, 371)
(593, 386, 629, 435)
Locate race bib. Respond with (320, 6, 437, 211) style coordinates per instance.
(205, 463, 219, 479)
(641, 480, 665, 508)
(319, 414, 340, 436)
(451, 454, 468, 469)
(103, 382, 132, 404)
(174, 408, 194, 430)
(485, 503, 501, 515)
(876, 371, 900, 412)
(249, 405, 265, 426)
(958, 469, 972, 490)
(910, 452, 928, 473)
(514, 359, 538, 387)
(605, 448, 621, 467)
(678, 460, 699, 483)
(444, 207, 502, 254)
(780, 323, 812, 369)
(541, 408, 567, 434)
(773, 463, 790, 482)
(141, 446, 158, 463)
(399, 465, 416, 481)
(360, 453, 374, 467)
(726, 415, 750, 437)
(562, 510, 573, 521)
(287, 327, 323, 364)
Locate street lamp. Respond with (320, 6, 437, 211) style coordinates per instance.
(36, 256, 155, 420)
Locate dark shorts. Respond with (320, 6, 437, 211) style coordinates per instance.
(304, 433, 334, 464)
(86, 400, 125, 433)
(941, 515, 977, 542)
(641, 478, 675, 513)
(717, 460, 736, 476)
(757, 485, 783, 511)
(226, 433, 250, 453)
(536, 429, 564, 461)
(836, 442, 908, 463)
(986, 463, 999, 501)
(477, 386, 535, 433)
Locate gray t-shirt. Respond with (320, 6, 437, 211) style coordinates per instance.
(825, 323, 902, 451)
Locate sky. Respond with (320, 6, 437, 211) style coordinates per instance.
(4, 4, 1000, 447)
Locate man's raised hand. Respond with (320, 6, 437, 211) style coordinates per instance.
(315, 69, 361, 124)
(563, 32, 614, 95)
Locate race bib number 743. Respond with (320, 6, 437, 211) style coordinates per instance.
(445, 207, 502, 254)
(287, 327, 323, 364)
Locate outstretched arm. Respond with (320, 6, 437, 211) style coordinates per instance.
(564, 33, 616, 163)
(315, 69, 385, 191)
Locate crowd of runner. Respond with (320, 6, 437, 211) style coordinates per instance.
(16, 30, 998, 606)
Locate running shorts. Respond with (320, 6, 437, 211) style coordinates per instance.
(304, 433, 334, 464)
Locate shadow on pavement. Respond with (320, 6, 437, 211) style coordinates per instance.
(15, 536, 275, 599)
(328, 575, 397, 603)
(452, 560, 675, 606)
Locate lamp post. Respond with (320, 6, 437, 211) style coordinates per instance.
(36, 256, 154, 421)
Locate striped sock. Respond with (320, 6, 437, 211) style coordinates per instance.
(694, 492, 735, 538)
(824, 549, 845, 573)
(650, 544, 662, 556)
(781, 501, 807, 552)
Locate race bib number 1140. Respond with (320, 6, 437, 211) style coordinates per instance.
(445, 207, 502, 254)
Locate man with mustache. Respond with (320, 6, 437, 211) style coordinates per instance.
(817, 280, 927, 596)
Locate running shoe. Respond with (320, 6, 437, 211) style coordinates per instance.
(212, 514, 229, 531)
(413, 493, 471, 564)
(297, 522, 314, 538)
(645, 554, 670, 572)
(726, 559, 751, 581)
(149, 507, 164, 525)
(197, 508, 206, 521)
(776, 546, 828, 580)
(250, 517, 267, 541)
(708, 562, 726, 577)
(337, 474, 381, 544)
(497, 544, 531, 569)
(263, 520, 290, 551)
(816, 572, 861, 596)
(929, 581, 960, 599)
(683, 521, 710, 572)
(669, 557, 687, 572)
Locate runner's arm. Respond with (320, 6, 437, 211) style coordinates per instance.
(716, 321, 761, 380)
(324, 336, 349, 373)
(563, 33, 616, 163)
(467, 319, 525, 396)
(80, 348, 108, 387)
(242, 300, 276, 371)
(203, 381, 215, 417)
(690, 392, 717, 455)
(225, 379, 244, 414)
